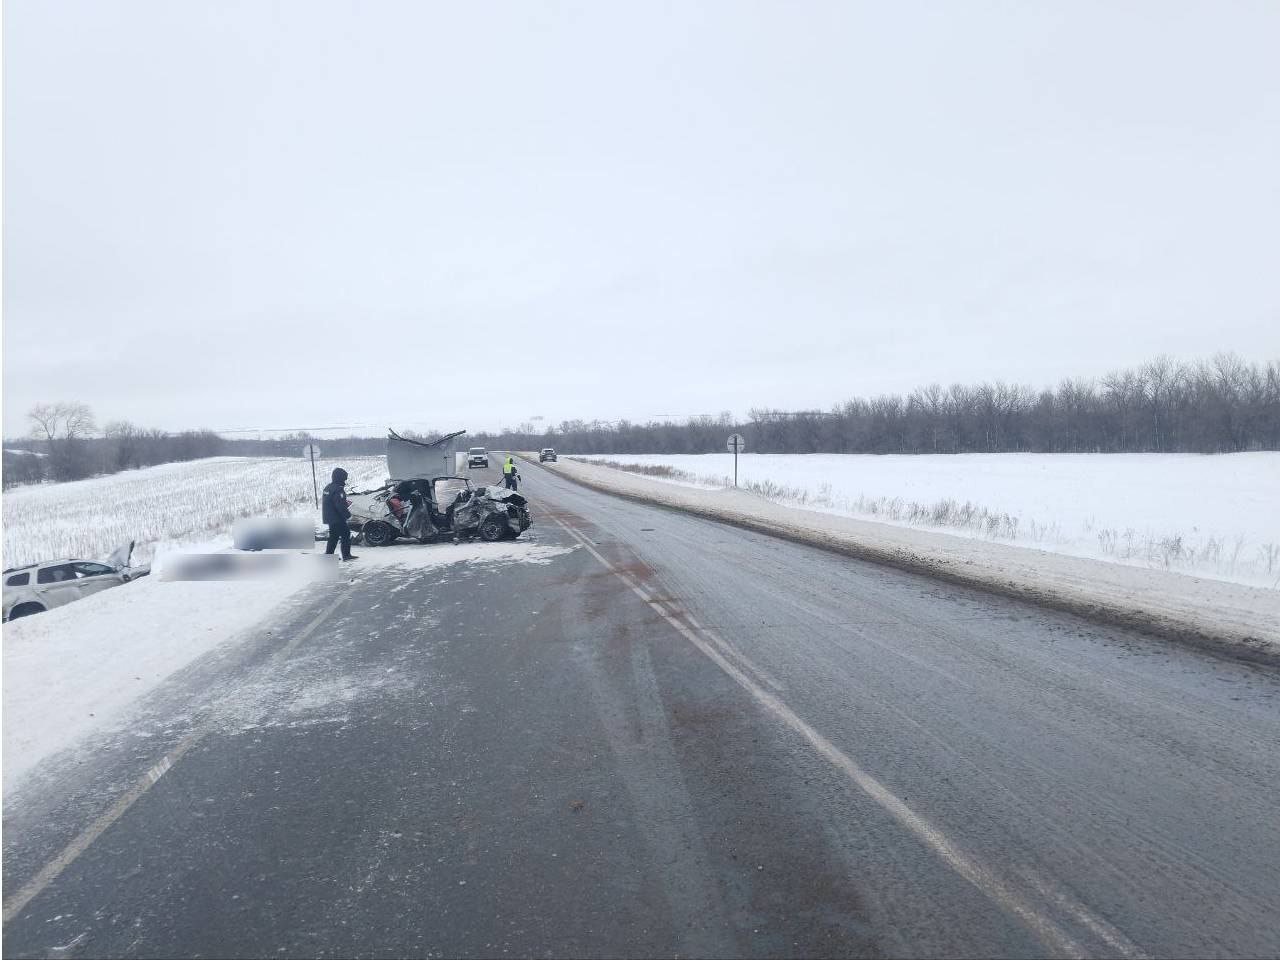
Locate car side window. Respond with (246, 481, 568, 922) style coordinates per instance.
(6, 572, 31, 586)
(37, 566, 75, 584)
(73, 562, 115, 577)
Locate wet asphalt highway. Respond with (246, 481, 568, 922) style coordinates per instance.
(4, 457, 1280, 957)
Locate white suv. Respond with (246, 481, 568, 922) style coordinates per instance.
(3, 543, 148, 621)
(467, 447, 489, 469)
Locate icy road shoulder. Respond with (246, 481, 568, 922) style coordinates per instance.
(2, 540, 573, 796)
(538, 457, 1280, 661)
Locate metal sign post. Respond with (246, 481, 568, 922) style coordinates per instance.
(726, 433, 745, 487)
(303, 442, 322, 508)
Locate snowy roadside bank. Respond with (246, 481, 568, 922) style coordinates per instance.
(2, 540, 573, 796)
(575, 452, 1280, 588)
(532, 456, 1280, 662)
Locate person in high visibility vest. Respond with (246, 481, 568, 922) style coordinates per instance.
(502, 456, 519, 491)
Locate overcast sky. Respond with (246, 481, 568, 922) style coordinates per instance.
(4, 0, 1279, 438)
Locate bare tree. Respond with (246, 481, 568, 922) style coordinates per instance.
(103, 420, 143, 471)
(27, 402, 97, 480)
(62, 402, 96, 439)
(27, 403, 62, 442)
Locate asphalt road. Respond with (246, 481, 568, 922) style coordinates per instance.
(4, 458, 1280, 958)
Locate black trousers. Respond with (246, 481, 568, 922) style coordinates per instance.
(325, 520, 351, 558)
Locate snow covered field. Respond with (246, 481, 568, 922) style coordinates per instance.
(2, 456, 388, 569)
(577, 453, 1280, 588)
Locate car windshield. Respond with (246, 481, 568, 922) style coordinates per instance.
(74, 562, 114, 577)
(469, 448, 485, 454)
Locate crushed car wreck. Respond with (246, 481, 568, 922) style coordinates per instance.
(331, 429, 532, 548)
(450, 485, 531, 542)
(346, 477, 531, 546)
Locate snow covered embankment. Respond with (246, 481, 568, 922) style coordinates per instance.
(538, 457, 1280, 661)
(577, 452, 1280, 588)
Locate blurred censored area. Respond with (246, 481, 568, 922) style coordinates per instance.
(157, 550, 338, 583)
(231, 517, 317, 552)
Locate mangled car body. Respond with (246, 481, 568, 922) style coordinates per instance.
(347, 476, 531, 547)
(449, 485, 531, 541)
(340, 429, 532, 547)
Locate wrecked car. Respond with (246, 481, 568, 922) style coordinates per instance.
(346, 476, 531, 547)
(2, 542, 150, 621)
(451, 485, 531, 541)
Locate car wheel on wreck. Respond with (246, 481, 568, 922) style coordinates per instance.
(363, 520, 398, 547)
(478, 515, 508, 542)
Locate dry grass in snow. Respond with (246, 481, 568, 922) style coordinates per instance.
(2, 456, 387, 569)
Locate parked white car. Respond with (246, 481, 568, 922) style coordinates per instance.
(2, 542, 149, 621)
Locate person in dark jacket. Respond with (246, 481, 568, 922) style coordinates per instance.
(322, 467, 357, 561)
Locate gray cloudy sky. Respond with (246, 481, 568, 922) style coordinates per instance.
(4, 0, 1279, 437)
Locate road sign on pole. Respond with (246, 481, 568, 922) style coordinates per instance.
(303, 443, 322, 508)
(726, 433, 745, 487)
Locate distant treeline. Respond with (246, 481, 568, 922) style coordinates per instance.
(3, 402, 225, 488)
(472, 353, 1280, 456)
(5, 354, 1277, 487)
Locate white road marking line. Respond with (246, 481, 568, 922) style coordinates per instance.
(534, 495, 597, 546)
(543, 510, 1140, 959)
(146, 757, 172, 784)
(702, 626, 787, 694)
(3, 588, 354, 924)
